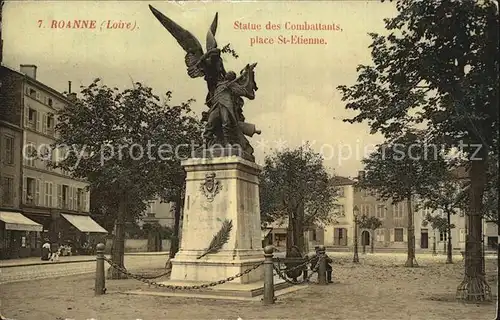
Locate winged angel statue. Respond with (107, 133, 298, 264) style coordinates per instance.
(149, 5, 261, 161)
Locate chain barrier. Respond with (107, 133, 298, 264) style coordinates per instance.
(273, 254, 315, 274)
(138, 270, 172, 279)
(104, 256, 264, 290)
(273, 256, 323, 285)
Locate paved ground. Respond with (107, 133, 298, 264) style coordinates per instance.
(0, 254, 168, 285)
(0, 252, 497, 320)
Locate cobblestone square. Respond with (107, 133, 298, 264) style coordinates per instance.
(0, 252, 496, 320)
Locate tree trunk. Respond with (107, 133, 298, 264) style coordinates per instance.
(370, 231, 375, 254)
(169, 195, 183, 260)
(446, 211, 453, 263)
(287, 198, 305, 255)
(405, 197, 417, 267)
(456, 152, 491, 301)
(432, 231, 437, 255)
(107, 199, 127, 279)
(295, 201, 306, 253)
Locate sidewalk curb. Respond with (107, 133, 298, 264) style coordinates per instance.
(0, 258, 96, 269)
(0, 252, 170, 269)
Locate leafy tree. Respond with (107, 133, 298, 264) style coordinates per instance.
(52, 79, 200, 279)
(481, 154, 498, 225)
(358, 131, 448, 267)
(259, 144, 338, 254)
(338, 0, 498, 300)
(421, 173, 466, 264)
(358, 215, 383, 254)
(422, 213, 456, 262)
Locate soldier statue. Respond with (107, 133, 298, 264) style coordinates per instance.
(149, 5, 261, 160)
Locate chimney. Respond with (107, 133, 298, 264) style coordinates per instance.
(68, 81, 72, 93)
(358, 170, 365, 181)
(20, 64, 37, 79)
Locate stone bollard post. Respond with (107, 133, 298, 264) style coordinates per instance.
(262, 245, 275, 305)
(95, 243, 106, 296)
(317, 245, 327, 285)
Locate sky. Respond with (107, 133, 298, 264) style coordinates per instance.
(2, 0, 399, 177)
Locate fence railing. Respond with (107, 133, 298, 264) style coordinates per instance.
(94, 244, 330, 304)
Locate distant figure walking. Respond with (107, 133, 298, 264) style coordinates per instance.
(41, 239, 51, 261)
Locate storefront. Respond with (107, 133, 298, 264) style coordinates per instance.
(59, 213, 108, 255)
(0, 211, 43, 259)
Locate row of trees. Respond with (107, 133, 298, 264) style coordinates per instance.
(338, 0, 498, 301)
(53, 81, 202, 278)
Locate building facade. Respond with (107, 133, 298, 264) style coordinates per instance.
(347, 170, 489, 253)
(324, 176, 356, 249)
(142, 199, 175, 228)
(0, 64, 106, 259)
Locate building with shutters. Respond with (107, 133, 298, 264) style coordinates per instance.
(346, 169, 488, 254)
(324, 176, 356, 248)
(0, 64, 107, 259)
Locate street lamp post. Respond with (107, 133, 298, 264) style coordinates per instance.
(353, 205, 360, 263)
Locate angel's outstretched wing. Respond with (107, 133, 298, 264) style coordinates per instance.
(149, 5, 205, 78)
(206, 13, 218, 51)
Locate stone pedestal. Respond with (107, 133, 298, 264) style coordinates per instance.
(169, 156, 264, 284)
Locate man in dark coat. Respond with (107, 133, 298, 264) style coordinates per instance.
(310, 246, 333, 283)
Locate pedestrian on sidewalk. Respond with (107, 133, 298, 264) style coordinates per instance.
(41, 239, 51, 261)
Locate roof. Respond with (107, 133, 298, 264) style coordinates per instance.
(331, 176, 356, 186)
(1, 65, 72, 104)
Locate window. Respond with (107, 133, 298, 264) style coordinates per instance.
(393, 202, 404, 218)
(57, 184, 63, 208)
(29, 88, 36, 98)
(48, 98, 53, 107)
(26, 177, 35, 204)
(338, 228, 344, 239)
(42, 113, 55, 135)
(376, 229, 385, 242)
(336, 204, 345, 217)
(44, 182, 53, 207)
(47, 114, 54, 129)
(3, 135, 14, 164)
(28, 108, 36, 122)
(77, 188, 83, 211)
(459, 229, 466, 242)
(439, 231, 447, 242)
(72, 187, 78, 210)
(312, 229, 317, 241)
(376, 204, 385, 218)
(360, 204, 371, 216)
(24, 143, 36, 167)
(62, 185, 69, 209)
(361, 189, 369, 197)
(394, 228, 404, 242)
(82, 191, 88, 212)
(1, 177, 14, 205)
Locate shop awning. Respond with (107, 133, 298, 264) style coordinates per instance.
(0, 211, 43, 232)
(61, 214, 108, 234)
